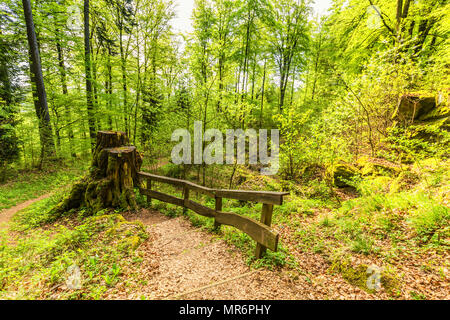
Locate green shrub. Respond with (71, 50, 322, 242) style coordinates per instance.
(410, 204, 449, 243)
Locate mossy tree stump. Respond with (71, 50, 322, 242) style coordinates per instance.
(54, 131, 143, 214)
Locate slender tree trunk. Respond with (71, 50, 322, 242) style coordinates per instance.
(92, 45, 99, 128)
(240, 9, 252, 102)
(22, 0, 56, 163)
(259, 58, 266, 128)
(55, 28, 76, 157)
(250, 51, 257, 101)
(311, 31, 322, 101)
(217, 53, 224, 111)
(84, 0, 96, 152)
(119, 21, 129, 136)
(106, 47, 113, 129)
(279, 60, 292, 111)
(134, 31, 141, 144)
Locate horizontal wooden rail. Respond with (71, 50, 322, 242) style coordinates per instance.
(140, 188, 184, 207)
(138, 172, 288, 204)
(215, 211, 278, 251)
(215, 189, 286, 205)
(185, 199, 216, 218)
(137, 171, 288, 258)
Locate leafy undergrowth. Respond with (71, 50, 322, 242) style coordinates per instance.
(285, 158, 449, 299)
(0, 193, 150, 299)
(0, 160, 89, 210)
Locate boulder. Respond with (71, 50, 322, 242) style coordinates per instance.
(357, 156, 402, 177)
(329, 162, 360, 188)
(392, 94, 436, 124)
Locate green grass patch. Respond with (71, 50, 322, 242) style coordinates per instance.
(0, 210, 148, 299)
(0, 161, 88, 210)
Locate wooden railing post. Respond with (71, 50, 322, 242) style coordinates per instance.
(255, 203, 274, 259)
(183, 185, 189, 215)
(214, 196, 222, 230)
(146, 177, 152, 205)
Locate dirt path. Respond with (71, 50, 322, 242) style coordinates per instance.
(116, 210, 312, 299)
(115, 209, 393, 300)
(0, 193, 53, 229)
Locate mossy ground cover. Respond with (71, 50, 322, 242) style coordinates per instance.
(0, 189, 151, 299)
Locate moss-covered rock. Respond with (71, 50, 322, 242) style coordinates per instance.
(419, 90, 450, 123)
(357, 157, 403, 177)
(392, 91, 450, 135)
(328, 162, 360, 188)
(392, 93, 436, 124)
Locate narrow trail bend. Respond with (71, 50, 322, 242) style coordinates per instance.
(0, 193, 53, 229)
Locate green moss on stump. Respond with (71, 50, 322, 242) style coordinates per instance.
(50, 131, 142, 218)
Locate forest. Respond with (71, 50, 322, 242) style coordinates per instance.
(0, 0, 449, 300)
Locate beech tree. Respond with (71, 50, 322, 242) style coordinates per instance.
(22, 0, 56, 163)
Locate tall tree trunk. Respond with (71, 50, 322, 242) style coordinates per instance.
(290, 69, 295, 107)
(311, 31, 322, 101)
(240, 9, 252, 102)
(84, 0, 96, 152)
(279, 60, 292, 111)
(106, 47, 113, 129)
(119, 22, 129, 136)
(133, 31, 141, 145)
(250, 51, 257, 101)
(259, 58, 266, 128)
(92, 45, 99, 128)
(217, 53, 224, 111)
(22, 0, 56, 163)
(55, 28, 76, 158)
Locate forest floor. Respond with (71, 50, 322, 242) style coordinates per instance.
(0, 159, 448, 300)
(105, 209, 381, 299)
(0, 200, 381, 299)
(0, 193, 53, 229)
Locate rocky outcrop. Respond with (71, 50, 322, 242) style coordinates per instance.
(393, 91, 450, 129)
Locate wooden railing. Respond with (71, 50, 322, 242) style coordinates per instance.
(137, 172, 288, 258)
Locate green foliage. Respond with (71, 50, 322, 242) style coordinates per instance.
(385, 125, 450, 161)
(0, 0, 449, 300)
(314, 166, 450, 255)
(0, 207, 148, 299)
(410, 204, 449, 244)
(0, 104, 20, 176)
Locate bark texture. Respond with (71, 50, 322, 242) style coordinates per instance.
(53, 131, 142, 214)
